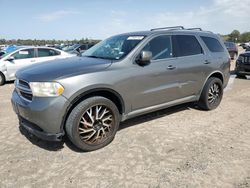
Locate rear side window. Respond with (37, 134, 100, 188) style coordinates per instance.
(13, 49, 35, 60)
(172, 35, 203, 57)
(37, 48, 61, 57)
(79, 45, 87, 51)
(201, 36, 224, 52)
(142, 35, 173, 60)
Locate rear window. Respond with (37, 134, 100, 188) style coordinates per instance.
(224, 42, 236, 48)
(38, 48, 61, 57)
(173, 35, 203, 57)
(201, 36, 225, 52)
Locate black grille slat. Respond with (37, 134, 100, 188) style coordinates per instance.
(20, 91, 33, 101)
(19, 80, 30, 89)
(16, 79, 33, 101)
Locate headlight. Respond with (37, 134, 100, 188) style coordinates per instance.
(29, 82, 64, 97)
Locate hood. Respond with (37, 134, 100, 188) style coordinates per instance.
(16, 56, 112, 81)
(241, 52, 250, 57)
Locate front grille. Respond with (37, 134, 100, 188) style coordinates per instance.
(15, 79, 33, 101)
(242, 56, 250, 64)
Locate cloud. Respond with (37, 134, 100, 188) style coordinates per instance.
(37, 10, 80, 22)
(147, 0, 250, 34)
(96, 0, 250, 38)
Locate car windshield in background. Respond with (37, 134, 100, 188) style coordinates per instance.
(224, 42, 235, 48)
(82, 35, 145, 60)
(0, 47, 20, 59)
(62, 44, 80, 52)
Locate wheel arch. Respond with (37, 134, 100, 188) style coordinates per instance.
(61, 88, 125, 131)
(198, 71, 224, 98)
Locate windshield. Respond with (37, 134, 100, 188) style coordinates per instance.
(82, 35, 145, 60)
(63, 44, 80, 52)
(0, 48, 18, 59)
(224, 42, 235, 48)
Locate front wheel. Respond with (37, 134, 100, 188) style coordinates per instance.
(198, 77, 223, 110)
(65, 96, 120, 151)
(0, 72, 5, 86)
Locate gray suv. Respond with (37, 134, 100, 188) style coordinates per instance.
(11, 26, 230, 151)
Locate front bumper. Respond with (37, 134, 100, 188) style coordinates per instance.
(235, 63, 250, 75)
(11, 89, 70, 141)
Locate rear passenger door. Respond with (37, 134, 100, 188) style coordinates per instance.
(172, 35, 207, 98)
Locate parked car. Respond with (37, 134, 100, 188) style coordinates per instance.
(12, 26, 230, 151)
(62, 44, 94, 54)
(235, 52, 250, 78)
(224, 41, 238, 60)
(240, 43, 250, 49)
(0, 46, 74, 85)
(0, 51, 5, 57)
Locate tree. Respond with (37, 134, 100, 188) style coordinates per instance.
(228, 30, 240, 42)
(240, 32, 250, 43)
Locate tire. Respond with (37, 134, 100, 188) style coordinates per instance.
(236, 74, 247, 79)
(198, 77, 223, 110)
(0, 72, 6, 86)
(65, 96, 120, 151)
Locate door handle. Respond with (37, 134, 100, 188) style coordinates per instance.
(167, 65, 176, 70)
(204, 60, 211, 64)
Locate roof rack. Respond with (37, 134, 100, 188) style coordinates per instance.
(150, 26, 213, 33)
(187, 28, 202, 31)
(150, 26, 184, 31)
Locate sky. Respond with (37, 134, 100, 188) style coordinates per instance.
(0, 0, 249, 40)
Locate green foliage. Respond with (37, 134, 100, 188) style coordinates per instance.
(228, 30, 240, 42)
(224, 30, 250, 43)
(240, 32, 250, 43)
(0, 38, 101, 46)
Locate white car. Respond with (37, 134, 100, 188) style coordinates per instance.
(0, 46, 75, 85)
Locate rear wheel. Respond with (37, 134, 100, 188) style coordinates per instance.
(198, 77, 223, 110)
(0, 72, 6, 86)
(66, 96, 120, 151)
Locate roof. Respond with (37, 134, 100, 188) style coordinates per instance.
(116, 26, 216, 37)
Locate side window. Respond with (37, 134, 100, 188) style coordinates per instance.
(173, 35, 203, 57)
(142, 35, 173, 60)
(37, 48, 61, 57)
(79, 45, 87, 51)
(12, 49, 35, 60)
(201, 36, 225, 52)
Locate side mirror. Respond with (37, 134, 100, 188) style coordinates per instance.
(137, 51, 152, 66)
(6, 56, 15, 62)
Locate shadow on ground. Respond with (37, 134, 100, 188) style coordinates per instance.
(18, 102, 196, 152)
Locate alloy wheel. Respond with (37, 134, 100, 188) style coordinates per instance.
(78, 105, 114, 145)
(208, 83, 221, 104)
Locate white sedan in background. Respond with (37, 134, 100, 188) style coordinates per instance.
(0, 46, 75, 85)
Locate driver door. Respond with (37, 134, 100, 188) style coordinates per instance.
(6, 48, 36, 80)
(130, 35, 182, 110)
